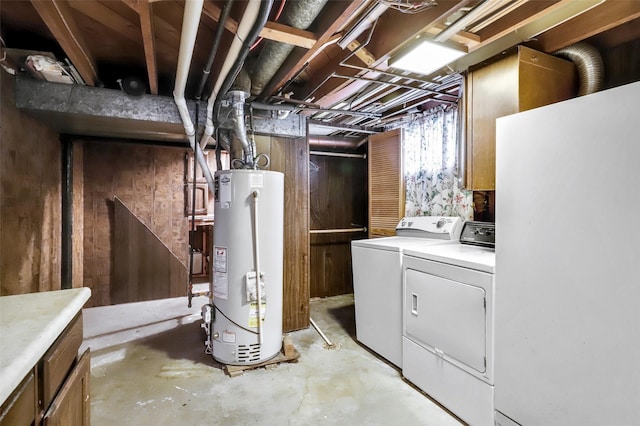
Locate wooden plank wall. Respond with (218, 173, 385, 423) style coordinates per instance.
(72, 141, 84, 288)
(0, 73, 62, 295)
(82, 141, 189, 307)
(309, 153, 368, 298)
(256, 135, 310, 332)
(113, 197, 186, 303)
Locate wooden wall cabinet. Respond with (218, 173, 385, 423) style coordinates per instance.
(466, 45, 577, 190)
(0, 315, 90, 426)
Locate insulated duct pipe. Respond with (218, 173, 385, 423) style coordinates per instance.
(200, 0, 264, 149)
(252, 0, 328, 97)
(172, 0, 216, 193)
(229, 90, 254, 165)
(212, 0, 273, 167)
(553, 42, 604, 96)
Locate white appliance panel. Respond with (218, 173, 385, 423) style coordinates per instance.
(495, 81, 640, 425)
(351, 244, 403, 366)
(403, 337, 494, 426)
(404, 244, 495, 273)
(404, 269, 486, 373)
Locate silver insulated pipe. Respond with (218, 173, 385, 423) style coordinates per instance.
(250, 0, 328, 96)
(554, 42, 604, 96)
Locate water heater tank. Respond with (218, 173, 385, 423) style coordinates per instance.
(210, 170, 284, 365)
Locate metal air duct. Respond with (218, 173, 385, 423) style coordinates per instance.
(553, 42, 604, 96)
(250, 0, 328, 96)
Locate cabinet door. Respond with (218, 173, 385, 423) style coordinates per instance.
(466, 46, 576, 190)
(0, 371, 36, 426)
(43, 350, 90, 426)
(466, 54, 519, 191)
(368, 129, 404, 237)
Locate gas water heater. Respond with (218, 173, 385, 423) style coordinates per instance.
(204, 169, 284, 365)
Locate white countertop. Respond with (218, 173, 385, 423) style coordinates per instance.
(0, 287, 91, 406)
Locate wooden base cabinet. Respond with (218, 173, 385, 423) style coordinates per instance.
(0, 314, 90, 426)
(466, 45, 577, 190)
(42, 350, 90, 426)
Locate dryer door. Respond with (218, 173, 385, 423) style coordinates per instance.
(404, 268, 486, 373)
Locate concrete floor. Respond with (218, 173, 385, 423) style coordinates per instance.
(82, 294, 463, 425)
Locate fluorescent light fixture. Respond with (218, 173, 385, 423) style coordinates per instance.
(391, 40, 466, 75)
(337, 3, 388, 49)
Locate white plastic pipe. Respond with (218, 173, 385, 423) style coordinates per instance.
(252, 190, 263, 345)
(200, 0, 262, 149)
(172, 0, 215, 193)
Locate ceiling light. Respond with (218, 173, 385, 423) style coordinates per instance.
(337, 3, 389, 49)
(390, 40, 466, 76)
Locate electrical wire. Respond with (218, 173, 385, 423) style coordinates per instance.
(377, 0, 438, 14)
(250, 0, 287, 51)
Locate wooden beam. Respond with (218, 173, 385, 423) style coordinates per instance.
(202, 2, 317, 49)
(30, 0, 98, 85)
(138, 0, 158, 95)
(425, 25, 481, 49)
(202, 1, 238, 33)
(121, 0, 139, 13)
(346, 40, 378, 67)
(266, 0, 369, 96)
(474, 1, 560, 45)
(261, 22, 317, 49)
(68, 1, 141, 43)
(537, 0, 640, 52)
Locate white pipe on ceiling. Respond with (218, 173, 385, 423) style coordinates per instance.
(172, 0, 215, 193)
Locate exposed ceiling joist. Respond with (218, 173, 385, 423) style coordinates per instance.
(266, 0, 370, 97)
(425, 25, 481, 49)
(138, 0, 158, 95)
(261, 22, 317, 49)
(536, 0, 640, 52)
(295, 0, 472, 106)
(30, 0, 98, 86)
(68, 1, 140, 43)
(201, 2, 317, 49)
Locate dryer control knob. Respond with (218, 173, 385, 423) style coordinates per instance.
(436, 219, 446, 228)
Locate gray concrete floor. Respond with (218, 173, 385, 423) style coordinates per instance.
(82, 294, 463, 425)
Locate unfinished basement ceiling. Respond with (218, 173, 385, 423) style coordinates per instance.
(1, 0, 639, 139)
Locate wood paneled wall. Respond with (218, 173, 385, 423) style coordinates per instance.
(82, 141, 189, 307)
(113, 197, 186, 303)
(309, 153, 367, 298)
(256, 135, 310, 332)
(0, 73, 62, 295)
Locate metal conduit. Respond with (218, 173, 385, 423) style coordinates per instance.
(196, 0, 234, 100)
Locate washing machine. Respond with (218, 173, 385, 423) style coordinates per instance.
(401, 221, 495, 426)
(351, 216, 463, 368)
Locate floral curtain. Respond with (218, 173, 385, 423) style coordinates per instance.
(389, 105, 473, 220)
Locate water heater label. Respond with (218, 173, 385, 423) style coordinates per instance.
(219, 173, 232, 208)
(222, 330, 236, 343)
(213, 246, 228, 299)
(248, 302, 267, 328)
